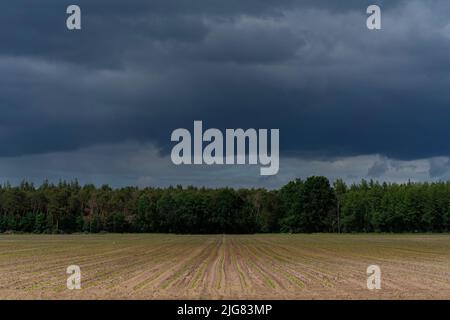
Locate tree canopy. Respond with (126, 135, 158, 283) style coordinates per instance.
(0, 177, 449, 234)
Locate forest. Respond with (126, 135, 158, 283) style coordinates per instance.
(0, 176, 449, 234)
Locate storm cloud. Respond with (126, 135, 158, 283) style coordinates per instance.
(1, 0, 450, 187)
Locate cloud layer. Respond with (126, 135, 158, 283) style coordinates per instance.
(1, 1, 450, 186)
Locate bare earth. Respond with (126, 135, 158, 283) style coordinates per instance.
(0, 234, 449, 300)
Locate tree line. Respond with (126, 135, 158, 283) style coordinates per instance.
(0, 177, 449, 234)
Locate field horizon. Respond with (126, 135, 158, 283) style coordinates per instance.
(0, 234, 449, 300)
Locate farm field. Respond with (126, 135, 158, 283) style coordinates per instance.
(0, 234, 449, 299)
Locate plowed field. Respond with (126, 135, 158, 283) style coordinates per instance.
(0, 234, 449, 299)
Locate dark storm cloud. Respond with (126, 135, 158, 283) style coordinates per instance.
(1, 0, 450, 163)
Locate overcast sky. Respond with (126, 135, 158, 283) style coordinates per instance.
(1, 0, 450, 188)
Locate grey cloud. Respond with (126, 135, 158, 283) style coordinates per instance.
(429, 157, 450, 178)
(1, 0, 450, 187)
(0, 142, 438, 188)
(368, 157, 389, 178)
